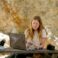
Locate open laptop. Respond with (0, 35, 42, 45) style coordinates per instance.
(9, 33, 26, 50)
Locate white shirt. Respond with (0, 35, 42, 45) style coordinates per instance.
(32, 31, 40, 49)
(25, 29, 47, 50)
(33, 30, 46, 49)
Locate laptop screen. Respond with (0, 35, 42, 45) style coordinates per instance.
(9, 33, 26, 50)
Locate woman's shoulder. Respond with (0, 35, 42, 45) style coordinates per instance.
(42, 29, 47, 38)
(42, 29, 47, 33)
(24, 28, 30, 38)
(24, 28, 30, 34)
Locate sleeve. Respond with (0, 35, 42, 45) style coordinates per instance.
(42, 29, 47, 38)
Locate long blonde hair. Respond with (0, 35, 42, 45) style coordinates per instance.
(26, 16, 45, 40)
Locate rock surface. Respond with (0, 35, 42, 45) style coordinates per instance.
(0, 0, 58, 37)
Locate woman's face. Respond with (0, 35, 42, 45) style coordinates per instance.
(32, 20, 40, 31)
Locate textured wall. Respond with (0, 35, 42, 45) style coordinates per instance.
(0, 0, 58, 36)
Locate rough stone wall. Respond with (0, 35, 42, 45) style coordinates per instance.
(0, 0, 58, 36)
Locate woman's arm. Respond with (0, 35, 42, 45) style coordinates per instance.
(26, 38, 33, 49)
(41, 29, 47, 49)
(24, 29, 35, 50)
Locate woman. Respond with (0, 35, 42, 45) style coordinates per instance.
(24, 16, 53, 58)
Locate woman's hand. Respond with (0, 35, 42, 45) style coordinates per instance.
(40, 39, 46, 49)
(26, 39, 33, 49)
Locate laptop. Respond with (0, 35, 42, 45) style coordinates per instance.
(9, 33, 26, 50)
